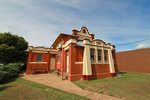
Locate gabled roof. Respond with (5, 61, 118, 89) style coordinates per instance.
(51, 33, 78, 48)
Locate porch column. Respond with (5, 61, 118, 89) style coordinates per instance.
(108, 47, 116, 77)
(83, 39, 92, 80)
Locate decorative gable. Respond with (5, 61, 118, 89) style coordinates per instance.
(77, 27, 93, 40)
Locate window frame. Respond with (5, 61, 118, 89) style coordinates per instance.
(36, 53, 43, 62)
(90, 48, 95, 62)
(104, 50, 108, 62)
(97, 49, 102, 62)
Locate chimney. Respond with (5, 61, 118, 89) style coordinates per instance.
(90, 33, 95, 41)
(72, 28, 78, 35)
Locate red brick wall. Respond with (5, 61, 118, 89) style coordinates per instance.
(76, 47, 83, 62)
(68, 43, 76, 81)
(112, 50, 118, 74)
(70, 64, 83, 81)
(26, 52, 51, 74)
(31, 52, 36, 62)
(92, 64, 110, 79)
(116, 48, 150, 74)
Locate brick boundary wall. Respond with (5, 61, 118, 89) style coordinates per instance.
(116, 48, 150, 74)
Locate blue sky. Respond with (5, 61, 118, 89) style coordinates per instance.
(0, 0, 150, 52)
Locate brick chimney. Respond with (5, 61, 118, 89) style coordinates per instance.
(90, 33, 95, 41)
(72, 28, 78, 35)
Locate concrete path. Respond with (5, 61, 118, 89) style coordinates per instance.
(20, 73, 122, 100)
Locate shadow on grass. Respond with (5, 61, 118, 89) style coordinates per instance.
(0, 86, 12, 92)
(0, 78, 16, 85)
(0, 78, 17, 92)
(118, 71, 127, 75)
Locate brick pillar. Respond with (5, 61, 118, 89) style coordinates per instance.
(112, 50, 118, 75)
(26, 51, 32, 74)
(62, 48, 65, 75)
(60, 48, 64, 74)
(90, 33, 95, 41)
(68, 43, 76, 81)
(72, 28, 78, 35)
(48, 52, 51, 72)
(55, 54, 58, 70)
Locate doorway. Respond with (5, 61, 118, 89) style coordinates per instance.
(50, 54, 56, 72)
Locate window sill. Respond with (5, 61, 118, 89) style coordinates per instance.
(30, 62, 47, 64)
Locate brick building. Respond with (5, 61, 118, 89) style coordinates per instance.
(26, 26, 118, 81)
(116, 48, 150, 74)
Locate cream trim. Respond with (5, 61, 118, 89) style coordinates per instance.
(30, 62, 47, 64)
(92, 72, 110, 75)
(32, 51, 48, 53)
(83, 39, 92, 75)
(62, 38, 76, 48)
(49, 51, 57, 54)
(64, 46, 69, 51)
(95, 46, 98, 63)
(75, 62, 83, 64)
(29, 46, 57, 53)
(108, 49, 115, 73)
(70, 74, 83, 76)
(91, 62, 109, 64)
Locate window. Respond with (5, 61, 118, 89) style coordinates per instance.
(104, 50, 108, 62)
(97, 49, 102, 62)
(57, 51, 61, 62)
(90, 49, 95, 62)
(83, 29, 86, 33)
(36, 54, 43, 62)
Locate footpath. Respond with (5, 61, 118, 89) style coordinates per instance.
(20, 73, 122, 100)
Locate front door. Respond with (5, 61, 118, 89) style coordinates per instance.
(66, 51, 69, 73)
(50, 54, 56, 71)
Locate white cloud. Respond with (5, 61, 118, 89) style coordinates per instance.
(136, 44, 150, 49)
(0, 0, 150, 52)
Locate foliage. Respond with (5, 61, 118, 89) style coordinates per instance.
(0, 71, 10, 82)
(0, 32, 28, 64)
(0, 63, 23, 83)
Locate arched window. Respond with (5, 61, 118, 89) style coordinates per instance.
(83, 29, 86, 33)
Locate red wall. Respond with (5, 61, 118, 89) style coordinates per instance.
(92, 64, 110, 79)
(116, 48, 150, 74)
(26, 51, 50, 74)
(76, 46, 83, 62)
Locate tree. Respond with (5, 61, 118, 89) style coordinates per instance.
(0, 32, 28, 65)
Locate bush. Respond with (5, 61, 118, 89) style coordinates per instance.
(0, 71, 9, 82)
(0, 63, 23, 83)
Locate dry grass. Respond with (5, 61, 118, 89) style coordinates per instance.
(73, 72, 150, 100)
(0, 78, 89, 100)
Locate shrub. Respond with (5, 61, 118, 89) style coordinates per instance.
(0, 63, 23, 83)
(0, 71, 10, 83)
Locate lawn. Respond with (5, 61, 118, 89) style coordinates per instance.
(73, 72, 150, 100)
(0, 78, 90, 100)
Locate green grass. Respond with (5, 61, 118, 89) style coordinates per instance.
(0, 78, 90, 100)
(73, 72, 150, 100)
